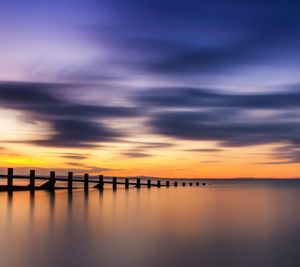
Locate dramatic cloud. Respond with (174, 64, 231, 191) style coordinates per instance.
(2, 0, 300, 174)
(148, 111, 300, 146)
(86, 0, 300, 79)
(136, 87, 300, 162)
(138, 87, 300, 109)
(0, 82, 139, 148)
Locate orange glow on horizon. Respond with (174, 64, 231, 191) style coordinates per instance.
(1, 143, 299, 178)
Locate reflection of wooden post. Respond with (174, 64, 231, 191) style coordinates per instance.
(7, 168, 13, 191)
(125, 178, 129, 189)
(147, 179, 151, 188)
(136, 178, 141, 188)
(50, 171, 55, 190)
(68, 172, 73, 191)
(84, 173, 89, 191)
(30, 170, 35, 189)
(157, 180, 161, 187)
(113, 177, 117, 190)
(174, 181, 178, 187)
(182, 182, 186, 186)
(166, 181, 170, 187)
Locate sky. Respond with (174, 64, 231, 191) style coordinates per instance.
(1, 0, 300, 177)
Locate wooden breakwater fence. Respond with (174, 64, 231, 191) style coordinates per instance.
(0, 168, 205, 192)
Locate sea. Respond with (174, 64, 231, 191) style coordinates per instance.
(1, 180, 300, 267)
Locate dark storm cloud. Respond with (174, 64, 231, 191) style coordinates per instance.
(147, 23, 293, 74)
(0, 82, 139, 147)
(32, 119, 121, 148)
(0, 82, 138, 118)
(134, 86, 300, 162)
(3, 0, 300, 167)
(148, 111, 300, 146)
(138, 87, 300, 109)
(89, 0, 300, 76)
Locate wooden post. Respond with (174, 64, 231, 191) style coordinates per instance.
(125, 178, 129, 189)
(136, 178, 141, 188)
(99, 175, 104, 189)
(30, 170, 35, 189)
(166, 180, 170, 187)
(196, 182, 199, 186)
(157, 180, 161, 187)
(7, 168, 13, 191)
(113, 177, 117, 190)
(182, 182, 186, 186)
(84, 173, 89, 191)
(68, 172, 73, 191)
(50, 171, 55, 190)
(174, 181, 178, 187)
(40, 171, 56, 190)
(94, 175, 104, 189)
(147, 179, 151, 188)
(189, 182, 193, 186)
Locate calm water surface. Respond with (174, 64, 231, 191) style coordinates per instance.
(1, 181, 300, 267)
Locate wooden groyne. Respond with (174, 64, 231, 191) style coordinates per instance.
(0, 168, 205, 192)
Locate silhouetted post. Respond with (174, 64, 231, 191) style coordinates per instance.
(30, 170, 35, 189)
(196, 182, 199, 186)
(68, 172, 73, 191)
(94, 175, 104, 189)
(166, 181, 170, 187)
(7, 168, 13, 191)
(113, 177, 117, 190)
(125, 178, 129, 189)
(157, 180, 161, 187)
(50, 171, 55, 190)
(136, 178, 141, 188)
(99, 175, 104, 189)
(40, 171, 55, 190)
(84, 173, 89, 191)
(147, 179, 151, 188)
(182, 182, 186, 186)
(174, 181, 178, 187)
(189, 182, 193, 186)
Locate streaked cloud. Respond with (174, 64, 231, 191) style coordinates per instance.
(0, 82, 139, 148)
(1, 0, 300, 176)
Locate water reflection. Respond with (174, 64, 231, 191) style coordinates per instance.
(1, 183, 300, 267)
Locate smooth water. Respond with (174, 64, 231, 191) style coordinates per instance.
(1, 182, 300, 267)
